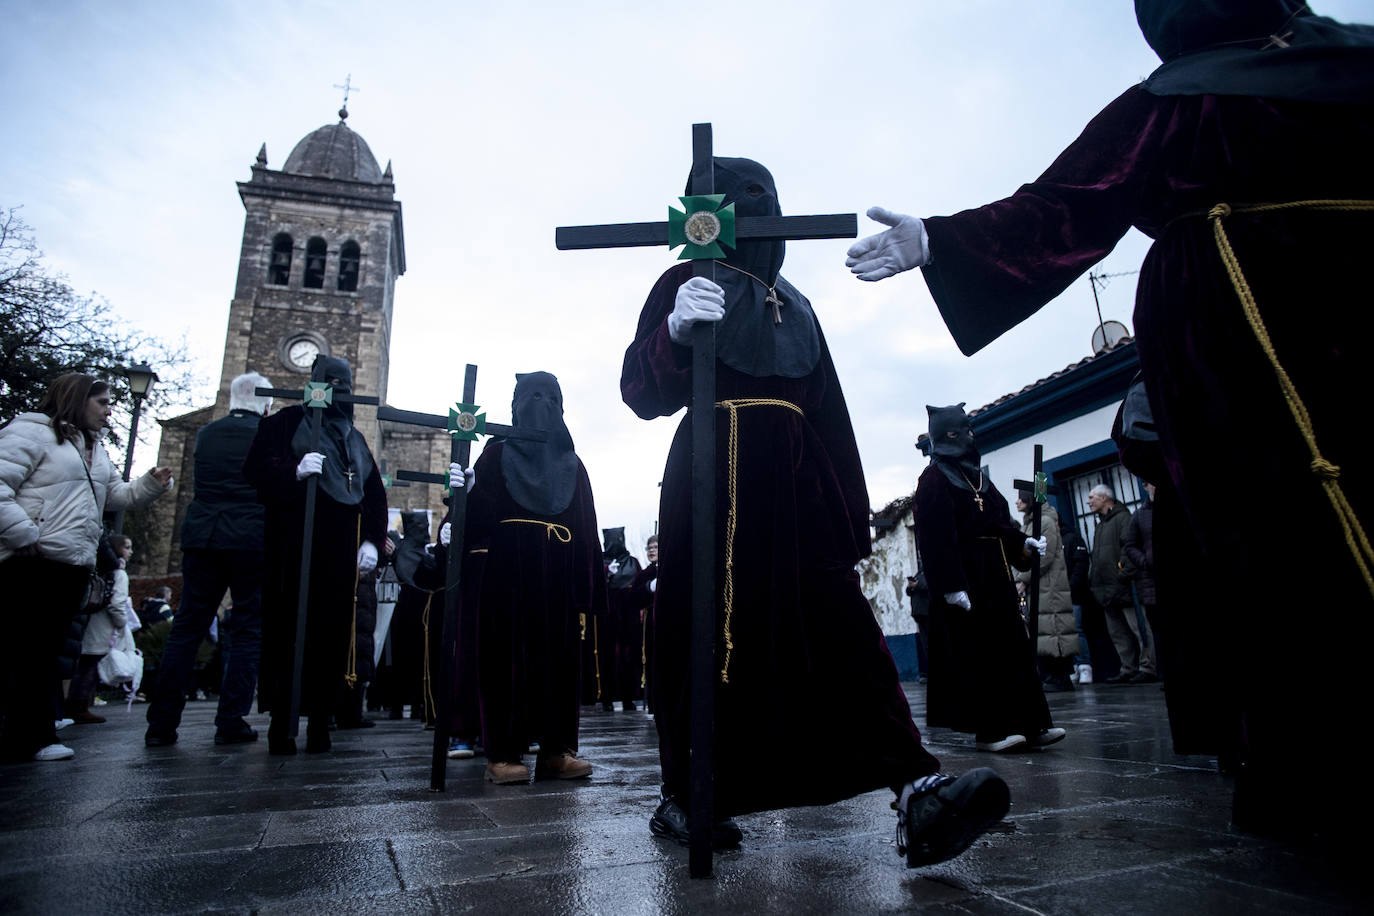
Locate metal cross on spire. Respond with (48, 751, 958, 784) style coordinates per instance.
(333, 74, 361, 120)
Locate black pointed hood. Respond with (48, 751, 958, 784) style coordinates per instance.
(686, 157, 820, 378)
(290, 355, 373, 505)
(926, 403, 988, 496)
(502, 372, 578, 516)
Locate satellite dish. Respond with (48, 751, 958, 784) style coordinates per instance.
(1091, 320, 1130, 355)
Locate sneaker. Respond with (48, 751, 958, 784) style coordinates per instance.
(896, 769, 1010, 868)
(536, 751, 593, 780)
(33, 743, 75, 762)
(1077, 664, 1093, 684)
(1069, 667, 1080, 684)
(485, 760, 530, 784)
(1029, 727, 1066, 747)
(54, 718, 74, 731)
(527, 741, 540, 754)
(91, 696, 108, 706)
(648, 793, 743, 849)
(447, 738, 475, 760)
(975, 734, 1027, 753)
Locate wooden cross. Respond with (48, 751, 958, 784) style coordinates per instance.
(1014, 444, 1046, 662)
(373, 366, 547, 791)
(556, 123, 856, 878)
(256, 378, 380, 741)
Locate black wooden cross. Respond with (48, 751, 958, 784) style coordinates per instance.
(1013, 444, 1046, 660)
(374, 366, 547, 791)
(556, 123, 856, 878)
(256, 375, 380, 741)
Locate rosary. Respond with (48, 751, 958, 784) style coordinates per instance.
(717, 262, 785, 324)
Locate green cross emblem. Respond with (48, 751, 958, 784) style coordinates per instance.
(668, 194, 736, 260)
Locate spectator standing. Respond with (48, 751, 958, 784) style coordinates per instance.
(67, 534, 132, 722)
(1060, 518, 1094, 683)
(0, 373, 171, 762)
(1014, 493, 1079, 692)
(146, 373, 272, 747)
(1088, 485, 1156, 684)
(1122, 482, 1159, 662)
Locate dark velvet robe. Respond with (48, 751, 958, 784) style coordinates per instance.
(622, 263, 938, 817)
(601, 555, 643, 705)
(912, 468, 1049, 740)
(243, 405, 388, 720)
(919, 85, 1374, 829)
(465, 441, 606, 761)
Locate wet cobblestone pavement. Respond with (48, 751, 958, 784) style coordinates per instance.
(0, 682, 1359, 914)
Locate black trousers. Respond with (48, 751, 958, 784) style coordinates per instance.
(0, 556, 88, 758)
(146, 548, 263, 734)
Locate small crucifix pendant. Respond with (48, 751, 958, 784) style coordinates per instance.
(344, 467, 355, 487)
(973, 493, 984, 512)
(766, 291, 783, 325)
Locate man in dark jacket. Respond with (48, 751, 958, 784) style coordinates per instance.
(1088, 485, 1155, 685)
(146, 373, 273, 747)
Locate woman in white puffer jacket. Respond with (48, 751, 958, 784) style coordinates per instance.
(0, 373, 171, 762)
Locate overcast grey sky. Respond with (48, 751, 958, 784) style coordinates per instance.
(5, 1, 1370, 549)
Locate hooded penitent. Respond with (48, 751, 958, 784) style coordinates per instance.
(685, 157, 820, 378)
(290, 355, 374, 506)
(392, 510, 432, 589)
(602, 527, 636, 588)
(1136, 0, 1374, 102)
(501, 371, 578, 517)
(926, 403, 990, 498)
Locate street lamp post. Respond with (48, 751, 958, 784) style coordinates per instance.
(112, 361, 158, 535)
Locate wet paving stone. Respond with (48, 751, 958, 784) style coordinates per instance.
(0, 686, 1359, 913)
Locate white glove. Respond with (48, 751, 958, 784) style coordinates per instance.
(448, 462, 475, 491)
(295, 452, 324, 481)
(944, 590, 972, 611)
(667, 276, 726, 345)
(357, 540, 378, 573)
(439, 521, 452, 547)
(845, 207, 930, 281)
(1026, 536, 1048, 557)
(648, 579, 656, 593)
(608, 559, 621, 575)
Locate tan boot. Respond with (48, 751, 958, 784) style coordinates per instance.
(537, 751, 592, 780)
(485, 760, 530, 785)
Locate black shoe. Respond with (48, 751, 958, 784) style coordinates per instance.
(602, 702, 614, 712)
(1042, 674, 1074, 693)
(897, 768, 1011, 868)
(1103, 672, 1134, 684)
(214, 723, 259, 745)
(336, 717, 376, 730)
(649, 794, 743, 849)
(304, 719, 331, 754)
(623, 700, 637, 712)
(267, 718, 296, 755)
(1128, 672, 1160, 684)
(144, 730, 178, 747)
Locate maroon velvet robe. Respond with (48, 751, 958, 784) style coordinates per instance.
(912, 467, 1048, 741)
(464, 441, 605, 762)
(622, 263, 938, 817)
(243, 405, 388, 720)
(919, 85, 1374, 827)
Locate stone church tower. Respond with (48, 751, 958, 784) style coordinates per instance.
(145, 111, 449, 575)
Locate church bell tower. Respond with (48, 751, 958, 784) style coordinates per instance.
(217, 105, 406, 457)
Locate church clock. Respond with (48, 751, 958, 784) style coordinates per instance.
(280, 332, 326, 373)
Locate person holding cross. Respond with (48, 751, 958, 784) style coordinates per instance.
(242, 355, 388, 755)
(622, 156, 1011, 866)
(463, 371, 605, 785)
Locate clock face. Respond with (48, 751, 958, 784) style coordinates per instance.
(287, 338, 321, 370)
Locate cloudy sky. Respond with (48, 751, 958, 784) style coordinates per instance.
(5, 1, 1369, 554)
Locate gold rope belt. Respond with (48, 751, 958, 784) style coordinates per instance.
(420, 592, 436, 721)
(714, 398, 805, 683)
(345, 516, 362, 688)
(499, 518, 572, 542)
(1208, 199, 1374, 599)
